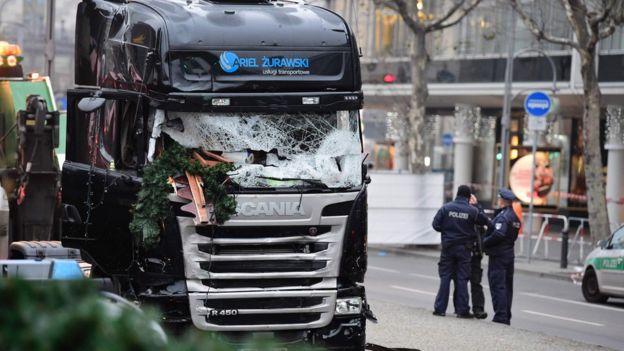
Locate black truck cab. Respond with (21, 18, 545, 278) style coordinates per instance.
(63, 1, 370, 349)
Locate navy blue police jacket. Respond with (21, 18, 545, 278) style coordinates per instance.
(432, 197, 490, 248)
(483, 206, 521, 257)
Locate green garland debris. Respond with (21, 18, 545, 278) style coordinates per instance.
(129, 142, 237, 248)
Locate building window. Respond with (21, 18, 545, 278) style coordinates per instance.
(601, 27, 624, 53)
(598, 54, 624, 82)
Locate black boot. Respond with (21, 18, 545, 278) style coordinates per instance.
(473, 310, 488, 319)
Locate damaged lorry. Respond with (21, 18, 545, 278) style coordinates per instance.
(63, 0, 372, 350)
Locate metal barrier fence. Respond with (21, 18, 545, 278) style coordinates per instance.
(516, 213, 567, 266)
(482, 210, 592, 267)
(567, 217, 591, 265)
(514, 213, 593, 268)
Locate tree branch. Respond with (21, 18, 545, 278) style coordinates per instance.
(587, 0, 618, 45)
(426, 0, 483, 33)
(563, 0, 592, 45)
(598, 17, 617, 39)
(613, 0, 624, 24)
(589, 0, 615, 26)
(423, 0, 465, 31)
(372, 0, 400, 13)
(510, 0, 580, 50)
(387, 0, 423, 33)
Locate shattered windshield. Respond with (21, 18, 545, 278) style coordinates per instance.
(161, 110, 363, 189)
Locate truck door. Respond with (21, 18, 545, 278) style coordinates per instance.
(62, 89, 144, 275)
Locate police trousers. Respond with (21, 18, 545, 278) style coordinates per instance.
(434, 244, 471, 315)
(453, 253, 485, 313)
(488, 254, 514, 325)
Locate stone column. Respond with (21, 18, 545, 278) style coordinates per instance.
(386, 111, 409, 171)
(423, 114, 440, 170)
(606, 105, 624, 231)
(453, 104, 479, 192)
(474, 116, 497, 201)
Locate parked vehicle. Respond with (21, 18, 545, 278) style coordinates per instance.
(0, 41, 62, 252)
(582, 225, 624, 303)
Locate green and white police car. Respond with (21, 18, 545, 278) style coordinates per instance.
(582, 225, 624, 303)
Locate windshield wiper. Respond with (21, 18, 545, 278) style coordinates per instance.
(258, 176, 329, 189)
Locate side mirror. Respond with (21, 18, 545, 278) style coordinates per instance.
(78, 97, 106, 112)
(598, 240, 607, 249)
(361, 163, 371, 184)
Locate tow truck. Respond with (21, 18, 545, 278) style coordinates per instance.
(0, 41, 63, 258)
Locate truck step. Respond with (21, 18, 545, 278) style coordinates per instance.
(9, 240, 81, 260)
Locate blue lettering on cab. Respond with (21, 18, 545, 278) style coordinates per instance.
(262, 56, 310, 68)
(238, 57, 258, 68)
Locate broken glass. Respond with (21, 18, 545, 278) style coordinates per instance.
(160, 111, 362, 188)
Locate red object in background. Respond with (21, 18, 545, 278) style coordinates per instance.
(17, 184, 26, 205)
(512, 201, 523, 234)
(383, 73, 396, 83)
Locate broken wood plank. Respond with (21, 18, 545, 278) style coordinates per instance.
(199, 149, 233, 163)
(185, 171, 210, 224)
(192, 151, 220, 168)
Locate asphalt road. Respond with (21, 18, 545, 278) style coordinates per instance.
(365, 251, 624, 350)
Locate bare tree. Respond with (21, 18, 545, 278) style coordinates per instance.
(373, 0, 483, 173)
(510, 0, 623, 240)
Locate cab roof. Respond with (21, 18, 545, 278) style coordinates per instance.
(133, 0, 352, 50)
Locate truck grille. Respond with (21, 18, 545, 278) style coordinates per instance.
(188, 290, 336, 331)
(176, 192, 358, 332)
(208, 313, 321, 326)
(200, 278, 324, 290)
(201, 260, 328, 273)
(198, 242, 330, 255)
(204, 297, 324, 310)
(196, 225, 332, 238)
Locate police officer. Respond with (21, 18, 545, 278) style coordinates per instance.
(452, 194, 488, 319)
(432, 185, 490, 318)
(483, 188, 521, 325)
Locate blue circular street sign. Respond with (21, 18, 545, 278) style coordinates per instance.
(524, 91, 552, 117)
(442, 133, 453, 146)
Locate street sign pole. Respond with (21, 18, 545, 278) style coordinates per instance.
(523, 91, 552, 263)
(527, 130, 538, 263)
(45, 0, 56, 79)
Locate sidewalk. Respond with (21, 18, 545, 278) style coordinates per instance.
(367, 299, 614, 351)
(369, 245, 584, 282)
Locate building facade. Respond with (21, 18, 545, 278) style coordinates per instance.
(0, 0, 76, 108)
(325, 0, 623, 226)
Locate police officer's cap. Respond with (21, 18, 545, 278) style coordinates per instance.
(498, 188, 517, 201)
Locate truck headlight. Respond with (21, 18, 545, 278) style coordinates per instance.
(335, 297, 362, 315)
